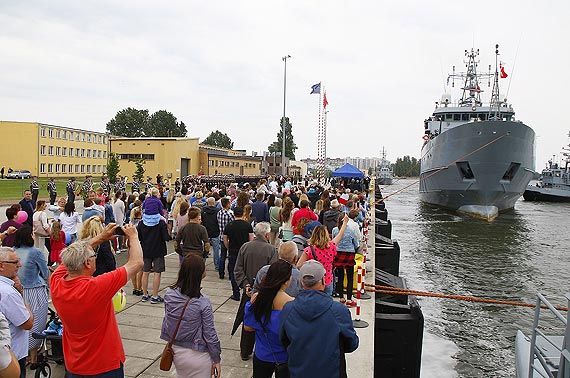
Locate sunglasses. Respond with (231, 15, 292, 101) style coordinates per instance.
(1, 260, 20, 264)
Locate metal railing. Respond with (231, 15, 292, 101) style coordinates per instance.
(528, 293, 570, 378)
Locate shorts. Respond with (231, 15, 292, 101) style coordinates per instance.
(143, 256, 165, 273)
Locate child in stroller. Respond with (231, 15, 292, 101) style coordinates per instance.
(31, 308, 63, 378)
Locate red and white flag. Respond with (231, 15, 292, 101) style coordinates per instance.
(323, 91, 329, 108)
(338, 193, 350, 205)
(500, 63, 508, 79)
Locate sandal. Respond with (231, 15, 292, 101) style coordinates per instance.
(339, 298, 347, 304)
(345, 300, 357, 308)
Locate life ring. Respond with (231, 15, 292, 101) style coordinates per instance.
(422, 135, 429, 141)
(472, 106, 476, 111)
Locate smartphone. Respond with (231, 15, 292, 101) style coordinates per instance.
(213, 368, 219, 378)
(114, 227, 125, 236)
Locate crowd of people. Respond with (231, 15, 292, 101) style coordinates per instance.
(0, 173, 370, 378)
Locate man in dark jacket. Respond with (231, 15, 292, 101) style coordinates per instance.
(19, 190, 35, 226)
(250, 191, 269, 224)
(137, 217, 170, 304)
(322, 199, 344, 234)
(279, 260, 359, 378)
(202, 197, 221, 268)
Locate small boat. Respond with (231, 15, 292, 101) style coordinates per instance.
(523, 133, 570, 202)
(419, 45, 535, 221)
(515, 293, 570, 378)
(377, 147, 393, 186)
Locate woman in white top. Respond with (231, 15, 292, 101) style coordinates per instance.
(112, 191, 126, 251)
(48, 197, 67, 221)
(58, 202, 81, 245)
(278, 197, 297, 242)
(32, 200, 51, 250)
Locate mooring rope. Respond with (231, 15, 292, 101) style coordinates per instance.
(364, 283, 569, 312)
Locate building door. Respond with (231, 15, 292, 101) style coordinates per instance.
(181, 159, 189, 177)
(240, 165, 244, 175)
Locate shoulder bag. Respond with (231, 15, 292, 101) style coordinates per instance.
(263, 330, 289, 376)
(160, 298, 191, 371)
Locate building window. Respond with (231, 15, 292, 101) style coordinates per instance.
(75, 148, 79, 157)
(48, 164, 53, 173)
(81, 149, 85, 157)
(75, 164, 79, 173)
(76, 133, 80, 141)
(103, 151, 107, 159)
(40, 163, 46, 173)
(103, 166, 107, 173)
(81, 134, 85, 142)
(86, 165, 91, 173)
(253, 164, 256, 168)
(56, 147, 61, 156)
(98, 150, 101, 158)
(62, 130, 67, 139)
(98, 136, 102, 143)
(48, 146, 54, 156)
(48, 128, 53, 138)
(41, 128, 46, 137)
(40, 145, 46, 155)
(69, 131, 74, 140)
(87, 149, 91, 158)
(56, 164, 61, 173)
(81, 165, 85, 173)
(56, 130, 61, 139)
(92, 165, 96, 173)
(87, 134, 91, 142)
(62, 164, 66, 173)
(68, 164, 72, 173)
(62, 147, 67, 156)
(103, 136, 107, 144)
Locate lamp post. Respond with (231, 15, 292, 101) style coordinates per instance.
(282, 55, 291, 176)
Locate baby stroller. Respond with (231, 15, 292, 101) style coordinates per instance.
(31, 308, 64, 378)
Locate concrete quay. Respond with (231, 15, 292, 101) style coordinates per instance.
(2, 202, 376, 378)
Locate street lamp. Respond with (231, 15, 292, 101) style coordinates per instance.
(282, 54, 291, 176)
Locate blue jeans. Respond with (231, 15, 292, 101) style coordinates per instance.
(227, 254, 240, 297)
(210, 237, 221, 270)
(324, 283, 334, 296)
(219, 241, 228, 278)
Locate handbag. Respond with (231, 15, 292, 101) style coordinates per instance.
(263, 330, 289, 376)
(160, 298, 191, 371)
(33, 219, 50, 237)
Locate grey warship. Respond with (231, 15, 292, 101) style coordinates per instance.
(419, 45, 535, 221)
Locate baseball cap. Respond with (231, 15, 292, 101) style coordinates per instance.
(300, 260, 326, 287)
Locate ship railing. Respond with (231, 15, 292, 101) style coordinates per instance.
(527, 292, 570, 378)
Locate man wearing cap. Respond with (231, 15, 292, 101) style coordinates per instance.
(47, 177, 57, 205)
(279, 260, 359, 378)
(29, 176, 40, 204)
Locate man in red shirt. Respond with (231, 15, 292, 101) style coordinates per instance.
(50, 224, 143, 377)
(291, 199, 317, 234)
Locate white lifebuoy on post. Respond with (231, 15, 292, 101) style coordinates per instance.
(422, 135, 429, 141)
(472, 105, 476, 111)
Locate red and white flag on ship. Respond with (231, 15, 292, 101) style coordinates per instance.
(323, 91, 329, 108)
(500, 62, 508, 78)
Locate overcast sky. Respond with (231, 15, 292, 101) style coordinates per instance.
(1, 1, 568, 169)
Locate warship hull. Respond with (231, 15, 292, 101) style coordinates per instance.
(419, 120, 535, 220)
(523, 186, 570, 202)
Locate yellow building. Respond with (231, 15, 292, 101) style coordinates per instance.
(0, 121, 109, 178)
(109, 137, 201, 180)
(199, 145, 261, 176)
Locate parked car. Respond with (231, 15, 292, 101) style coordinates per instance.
(6, 170, 31, 179)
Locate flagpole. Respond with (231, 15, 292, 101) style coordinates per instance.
(282, 55, 291, 176)
(318, 85, 322, 183)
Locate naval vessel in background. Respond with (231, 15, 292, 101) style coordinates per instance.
(376, 147, 393, 185)
(419, 45, 535, 221)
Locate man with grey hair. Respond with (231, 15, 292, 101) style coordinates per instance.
(233, 221, 278, 361)
(279, 260, 359, 378)
(0, 247, 34, 376)
(50, 224, 143, 377)
(252, 240, 301, 297)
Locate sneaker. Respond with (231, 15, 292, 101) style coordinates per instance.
(240, 354, 251, 361)
(150, 296, 164, 304)
(141, 295, 150, 302)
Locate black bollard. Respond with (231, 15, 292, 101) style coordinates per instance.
(375, 208, 388, 221)
(375, 235, 400, 276)
(375, 219, 392, 239)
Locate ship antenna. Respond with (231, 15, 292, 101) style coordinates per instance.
(490, 44, 501, 119)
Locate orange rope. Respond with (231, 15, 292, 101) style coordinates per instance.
(365, 283, 569, 312)
(373, 133, 508, 205)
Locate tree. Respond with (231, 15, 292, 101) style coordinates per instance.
(392, 155, 420, 177)
(130, 157, 145, 181)
(202, 130, 234, 149)
(146, 110, 187, 137)
(107, 153, 120, 183)
(106, 108, 149, 137)
(268, 117, 297, 160)
(106, 108, 187, 137)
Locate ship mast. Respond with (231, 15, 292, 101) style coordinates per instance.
(489, 44, 502, 118)
(447, 48, 493, 108)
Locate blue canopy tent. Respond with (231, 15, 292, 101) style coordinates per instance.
(332, 163, 364, 178)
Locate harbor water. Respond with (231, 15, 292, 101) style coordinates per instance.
(382, 178, 570, 378)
